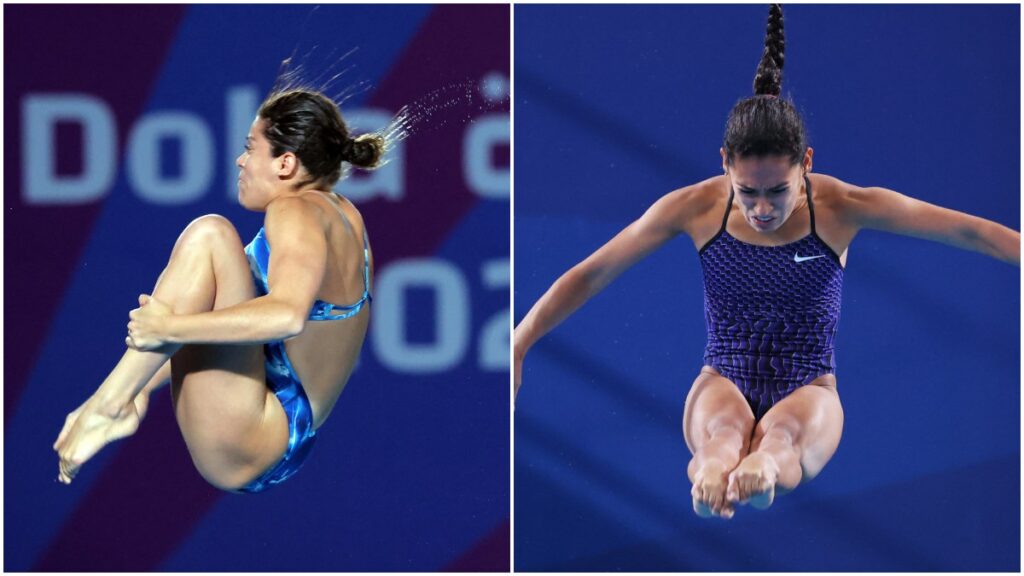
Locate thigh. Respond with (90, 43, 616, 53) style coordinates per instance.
(752, 377, 844, 481)
(170, 346, 288, 489)
(682, 367, 756, 455)
(166, 219, 289, 487)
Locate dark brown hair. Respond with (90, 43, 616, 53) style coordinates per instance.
(258, 89, 385, 189)
(722, 4, 808, 166)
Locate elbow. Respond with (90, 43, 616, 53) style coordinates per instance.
(566, 262, 600, 292)
(282, 308, 306, 339)
(962, 221, 1019, 265)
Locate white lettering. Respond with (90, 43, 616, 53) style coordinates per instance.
(127, 112, 214, 205)
(464, 113, 509, 199)
(23, 94, 116, 204)
(373, 259, 469, 372)
(479, 258, 510, 370)
(225, 85, 259, 201)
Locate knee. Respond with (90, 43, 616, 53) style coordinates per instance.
(180, 214, 240, 248)
(705, 413, 749, 443)
(758, 415, 801, 447)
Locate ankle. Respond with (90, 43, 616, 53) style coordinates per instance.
(89, 392, 136, 420)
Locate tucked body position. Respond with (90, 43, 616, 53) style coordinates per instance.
(55, 87, 383, 493)
(513, 4, 1019, 518)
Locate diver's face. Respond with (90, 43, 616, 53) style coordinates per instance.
(723, 151, 811, 233)
(235, 118, 279, 210)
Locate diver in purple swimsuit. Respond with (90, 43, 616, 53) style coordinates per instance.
(513, 4, 1020, 520)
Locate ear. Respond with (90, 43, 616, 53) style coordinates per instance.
(802, 147, 814, 174)
(276, 152, 300, 179)
(719, 147, 729, 174)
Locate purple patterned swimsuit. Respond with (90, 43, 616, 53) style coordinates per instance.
(698, 177, 843, 420)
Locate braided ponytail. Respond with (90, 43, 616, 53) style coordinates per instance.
(753, 4, 785, 96)
(722, 4, 808, 166)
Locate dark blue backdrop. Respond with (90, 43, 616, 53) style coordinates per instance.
(514, 5, 1020, 571)
(5, 4, 509, 571)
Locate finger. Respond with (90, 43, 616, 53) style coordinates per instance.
(139, 294, 150, 306)
(129, 308, 138, 319)
(126, 336, 137, 349)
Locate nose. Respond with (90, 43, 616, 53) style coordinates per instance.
(753, 199, 773, 216)
(235, 152, 246, 168)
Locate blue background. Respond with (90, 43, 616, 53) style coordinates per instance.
(514, 5, 1020, 571)
(5, 4, 509, 571)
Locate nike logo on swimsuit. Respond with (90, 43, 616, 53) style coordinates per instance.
(794, 254, 825, 263)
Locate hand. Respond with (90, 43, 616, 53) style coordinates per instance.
(513, 345, 525, 403)
(126, 294, 173, 351)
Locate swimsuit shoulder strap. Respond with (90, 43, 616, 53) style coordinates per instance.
(804, 175, 817, 236)
(697, 184, 734, 255)
(720, 185, 734, 234)
(360, 225, 372, 302)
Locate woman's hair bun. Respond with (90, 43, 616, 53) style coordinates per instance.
(343, 134, 385, 169)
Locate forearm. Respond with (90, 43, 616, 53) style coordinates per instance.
(164, 295, 303, 345)
(515, 265, 602, 354)
(971, 220, 1020, 266)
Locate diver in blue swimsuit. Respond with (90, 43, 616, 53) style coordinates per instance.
(237, 225, 372, 493)
(54, 87, 383, 493)
(513, 4, 1019, 520)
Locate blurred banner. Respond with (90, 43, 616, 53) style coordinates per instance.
(514, 4, 1019, 571)
(5, 4, 509, 571)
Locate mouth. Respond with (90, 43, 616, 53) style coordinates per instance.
(751, 215, 776, 229)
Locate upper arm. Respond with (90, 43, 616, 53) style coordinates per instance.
(843, 185, 988, 246)
(576, 187, 694, 286)
(263, 197, 328, 319)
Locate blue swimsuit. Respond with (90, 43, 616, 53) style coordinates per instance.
(235, 226, 371, 494)
(698, 177, 843, 420)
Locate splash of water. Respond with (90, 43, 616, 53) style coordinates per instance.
(268, 31, 508, 177)
(343, 76, 509, 174)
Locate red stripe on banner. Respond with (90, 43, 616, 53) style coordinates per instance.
(3, 5, 188, 428)
(443, 520, 511, 572)
(355, 4, 510, 269)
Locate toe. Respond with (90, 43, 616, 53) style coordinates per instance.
(726, 474, 739, 502)
(693, 496, 713, 518)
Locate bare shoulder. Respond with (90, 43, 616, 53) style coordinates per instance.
(664, 175, 730, 248)
(652, 175, 729, 234)
(808, 173, 859, 205)
(264, 194, 331, 244)
(807, 173, 876, 225)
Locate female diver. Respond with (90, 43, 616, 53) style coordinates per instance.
(54, 88, 381, 493)
(513, 4, 1020, 519)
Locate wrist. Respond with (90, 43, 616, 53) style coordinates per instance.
(513, 327, 530, 358)
(162, 314, 184, 345)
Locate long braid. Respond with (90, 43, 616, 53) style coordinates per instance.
(723, 4, 807, 165)
(753, 4, 785, 96)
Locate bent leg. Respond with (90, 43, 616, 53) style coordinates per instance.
(683, 368, 755, 519)
(56, 215, 284, 489)
(727, 377, 844, 509)
(157, 216, 287, 489)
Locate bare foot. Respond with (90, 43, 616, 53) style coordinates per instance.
(726, 451, 779, 509)
(54, 398, 143, 484)
(691, 459, 735, 519)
